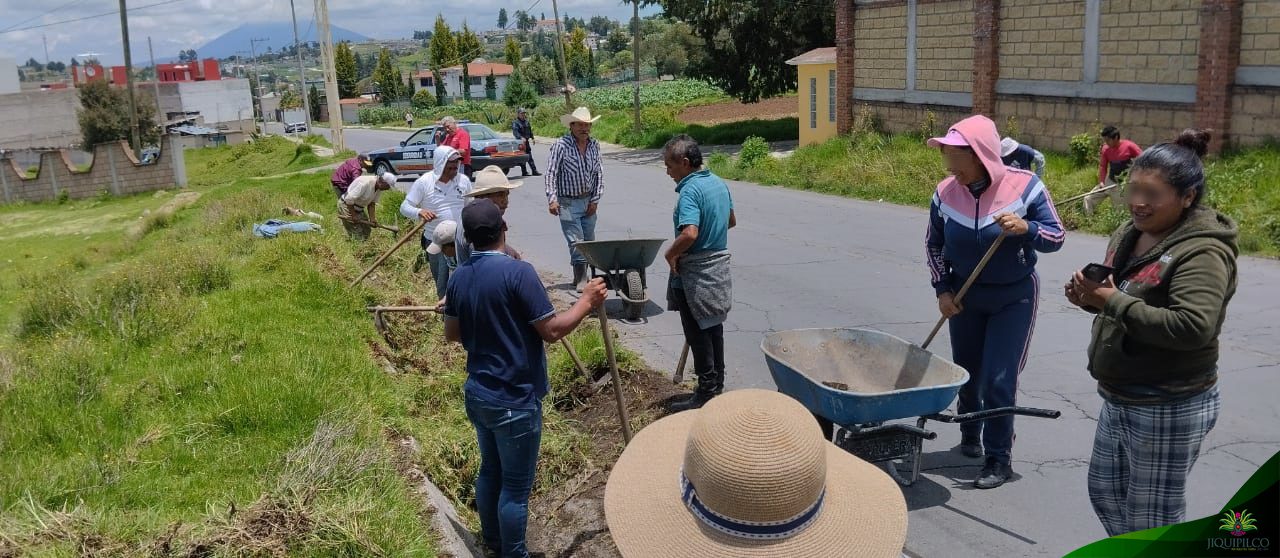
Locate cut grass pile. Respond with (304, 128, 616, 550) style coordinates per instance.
(709, 132, 1280, 256)
(0, 148, 644, 554)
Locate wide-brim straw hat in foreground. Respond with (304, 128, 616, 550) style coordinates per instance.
(605, 389, 908, 557)
(465, 165, 523, 198)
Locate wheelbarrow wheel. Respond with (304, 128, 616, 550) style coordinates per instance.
(624, 270, 644, 320)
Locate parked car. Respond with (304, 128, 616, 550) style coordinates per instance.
(364, 122, 531, 179)
(284, 122, 308, 134)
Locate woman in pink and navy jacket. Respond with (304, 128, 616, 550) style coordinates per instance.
(925, 115, 1065, 489)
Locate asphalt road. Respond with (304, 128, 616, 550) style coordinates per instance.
(326, 127, 1280, 557)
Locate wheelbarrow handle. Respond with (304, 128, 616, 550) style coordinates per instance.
(924, 406, 1062, 424)
(850, 422, 938, 441)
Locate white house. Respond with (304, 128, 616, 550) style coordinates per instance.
(417, 60, 515, 101)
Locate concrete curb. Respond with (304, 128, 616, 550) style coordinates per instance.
(417, 470, 484, 558)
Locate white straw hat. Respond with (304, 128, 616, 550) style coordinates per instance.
(1000, 137, 1020, 158)
(560, 106, 601, 127)
(465, 165, 523, 198)
(605, 389, 908, 558)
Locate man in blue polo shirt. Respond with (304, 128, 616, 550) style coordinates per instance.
(444, 199, 606, 558)
(661, 134, 736, 413)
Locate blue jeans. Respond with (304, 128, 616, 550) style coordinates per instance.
(557, 196, 596, 266)
(428, 251, 452, 299)
(947, 273, 1039, 464)
(465, 392, 542, 558)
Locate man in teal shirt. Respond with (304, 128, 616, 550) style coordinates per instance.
(662, 134, 736, 412)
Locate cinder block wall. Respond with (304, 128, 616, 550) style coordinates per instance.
(838, 0, 1280, 153)
(0, 137, 183, 204)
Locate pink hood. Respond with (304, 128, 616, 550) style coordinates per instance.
(944, 115, 1006, 188)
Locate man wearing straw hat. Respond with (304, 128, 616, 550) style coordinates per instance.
(545, 107, 605, 292)
(605, 389, 909, 557)
(661, 134, 736, 413)
(460, 165, 524, 262)
(444, 199, 607, 558)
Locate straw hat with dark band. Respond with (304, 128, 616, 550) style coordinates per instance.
(604, 389, 908, 557)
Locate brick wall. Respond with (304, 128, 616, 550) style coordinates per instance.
(999, 0, 1085, 81)
(1099, 0, 1200, 85)
(1240, 0, 1280, 66)
(0, 137, 184, 204)
(853, 3, 909, 89)
(1231, 88, 1280, 143)
(995, 96, 1196, 152)
(916, 0, 975, 93)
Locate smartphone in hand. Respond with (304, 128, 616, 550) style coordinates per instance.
(1081, 263, 1114, 283)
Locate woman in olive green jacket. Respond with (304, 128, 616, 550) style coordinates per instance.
(1065, 129, 1238, 537)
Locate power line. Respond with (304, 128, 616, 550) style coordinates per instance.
(2, 0, 88, 33)
(0, 0, 187, 35)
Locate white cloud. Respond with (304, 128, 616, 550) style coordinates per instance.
(1, 0, 657, 67)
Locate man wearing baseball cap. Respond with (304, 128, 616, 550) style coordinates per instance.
(444, 198, 607, 558)
(337, 171, 397, 240)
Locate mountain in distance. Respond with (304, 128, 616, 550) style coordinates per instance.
(195, 22, 371, 60)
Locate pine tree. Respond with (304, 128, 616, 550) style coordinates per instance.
(308, 85, 322, 121)
(334, 42, 358, 98)
(497, 8, 509, 30)
(503, 70, 538, 110)
(504, 37, 522, 67)
(485, 70, 497, 100)
(373, 47, 403, 101)
(428, 15, 458, 68)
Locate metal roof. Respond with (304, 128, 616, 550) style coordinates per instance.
(785, 47, 838, 66)
(172, 125, 223, 136)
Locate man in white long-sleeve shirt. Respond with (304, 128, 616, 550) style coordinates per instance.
(401, 145, 472, 297)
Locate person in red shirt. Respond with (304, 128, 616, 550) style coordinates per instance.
(329, 154, 372, 197)
(441, 116, 473, 177)
(1085, 126, 1143, 216)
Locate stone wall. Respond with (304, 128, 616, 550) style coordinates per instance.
(1230, 87, 1280, 144)
(1241, 0, 1280, 66)
(853, 3, 908, 90)
(853, 100, 973, 137)
(1000, 0, 1086, 82)
(0, 135, 187, 204)
(994, 96, 1196, 152)
(1098, 0, 1200, 85)
(916, 0, 975, 93)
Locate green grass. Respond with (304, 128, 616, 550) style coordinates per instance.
(708, 132, 1280, 256)
(0, 146, 645, 553)
(183, 136, 351, 188)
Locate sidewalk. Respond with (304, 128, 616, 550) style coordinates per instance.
(278, 133, 336, 157)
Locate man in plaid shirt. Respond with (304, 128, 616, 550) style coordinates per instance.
(545, 107, 604, 292)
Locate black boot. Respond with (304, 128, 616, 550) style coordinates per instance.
(573, 264, 588, 293)
(974, 457, 1013, 489)
(957, 436, 983, 458)
(669, 392, 715, 413)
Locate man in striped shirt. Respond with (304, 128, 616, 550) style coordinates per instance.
(545, 107, 605, 292)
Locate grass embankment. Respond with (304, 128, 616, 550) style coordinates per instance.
(357, 79, 799, 149)
(183, 135, 352, 188)
(709, 132, 1280, 256)
(0, 143, 646, 554)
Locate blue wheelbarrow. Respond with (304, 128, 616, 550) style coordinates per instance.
(762, 328, 1061, 486)
(574, 239, 667, 321)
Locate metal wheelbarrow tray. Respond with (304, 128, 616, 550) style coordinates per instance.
(574, 239, 667, 320)
(762, 328, 1060, 486)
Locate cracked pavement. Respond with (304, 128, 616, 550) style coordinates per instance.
(335, 128, 1280, 558)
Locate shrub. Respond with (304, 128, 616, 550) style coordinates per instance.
(1070, 131, 1100, 169)
(738, 136, 770, 169)
(411, 89, 437, 110)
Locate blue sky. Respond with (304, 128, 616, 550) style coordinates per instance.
(1, 0, 660, 67)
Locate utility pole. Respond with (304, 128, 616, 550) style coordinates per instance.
(631, 1, 641, 135)
(148, 37, 162, 121)
(43, 34, 50, 68)
(315, 0, 344, 151)
(118, 0, 141, 152)
(550, 0, 573, 107)
(289, 0, 311, 131)
(249, 37, 269, 134)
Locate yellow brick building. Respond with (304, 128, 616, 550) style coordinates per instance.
(787, 48, 839, 146)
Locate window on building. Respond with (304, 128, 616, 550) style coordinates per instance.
(469, 76, 482, 86)
(420, 77, 433, 87)
(829, 70, 836, 123)
(809, 77, 817, 130)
